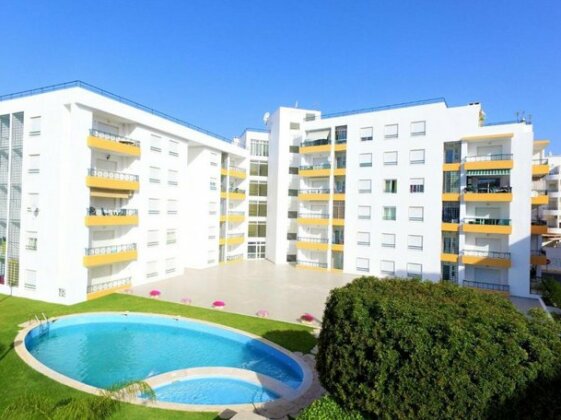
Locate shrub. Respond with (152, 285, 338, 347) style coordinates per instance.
(316, 277, 561, 419)
(542, 277, 561, 307)
(297, 396, 363, 420)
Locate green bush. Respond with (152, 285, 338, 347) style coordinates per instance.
(542, 277, 561, 307)
(297, 396, 363, 420)
(316, 277, 561, 419)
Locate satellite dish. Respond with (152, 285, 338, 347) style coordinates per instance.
(263, 112, 270, 125)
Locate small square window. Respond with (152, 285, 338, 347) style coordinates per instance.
(356, 258, 370, 272)
(360, 127, 373, 141)
(383, 151, 398, 165)
(411, 121, 426, 136)
(410, 149, 425, 164)
(384, 124, 398, 139)
(383, 207, 396, 221)
(358, 179, 372, 193)
(384, 179, 397, 193)
(359, 153, 372, 167)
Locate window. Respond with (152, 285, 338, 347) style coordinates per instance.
(384, 124, 398, 139)
(248, 241, 266, 259)
(357, 232, 370, 246)
(250, 139, 269, 157)
(167, 199, 178, 214)
(27, 193, 39, 212)
(360, 127, 373, 141)
(286, 254, 297, 262)
(29, 116, 41, 135)
(356, 258, 370, 272)
(381, 260, 395, 275)
(250, 161, 268, 176)
(443, 172, 460, 193)
(383, 207, 396, 221)
(210, 178, 217, 191)
(208, 225, 217, 240)
(25, 270, 37, 290)
(359, 153, 372, 167)
(410, 178, 425, 193)
(384, 179, 397, 193)
(26, 231, 38, 250)
(287, 232, 297, 240)
(289, 167, 299, 175)
(444, 142, 461, 164)
(146, 261, 158, 278)
(335, 126, 347, 143)
(358, 179, 372, 193)
(358, 205, 371, 220)
(168, 169, 178, 186)
(290, 122, 300, 130)
(165, 257, 176, 274)
(147, 230, 159, 246)
(289, 145, 299, 153)
(288, 189, 298, 197)
(150, 134, 162, 152)
(167, 229, 177, 244)
(407, 263, 423, 278)
(248, 221, 266, 237)
(209, 201, 217, 215)
(411, 121, 426, 136)
(28, 154, 40, 174)
(288, 211, 298, 219)
(250, 181, 267, 197)
(149, 166, 161, 183)
(249, 201, 267, 217)
(410, 149, 425, 164)
(408, 235, 423, 250)
(383, 151, 398, 165)
(148, 199, 159, 214)
(381, 233, 396, 248)
(409, 206, 424, 221)
(169, 140, 179, 156)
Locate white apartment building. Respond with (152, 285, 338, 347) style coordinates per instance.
(0, 82, 248, 304)
(0, 81, 551, 303)
(264, 100, 546, 298)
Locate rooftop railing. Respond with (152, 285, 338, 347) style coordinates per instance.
(88, 168, 139, 182)
(85, 243, 136, 256)
(90, 129, 140, 147)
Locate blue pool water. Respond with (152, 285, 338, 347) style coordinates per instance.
(25, 314, 303, 395)
(152, 376, 279, 405)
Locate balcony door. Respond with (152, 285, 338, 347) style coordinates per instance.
(92, 230, 115, 248)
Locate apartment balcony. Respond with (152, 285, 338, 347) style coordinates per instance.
(298, 188, 331, 201)
(220, 211, 245, 223)
(442, 163, 461, 171)
(442, 208, 460, 231)
(332, 207, 345, 226)
(441, 243, 459, 263)
(463, 218, 512, 235)
(221, 166, 247, 179)
(462, 250, 511, 268)
(296, 259, 328, 271)
(531, 219, 548, 235)
(442, 192, 461, 202)
(464, 154, 513, 171)
(85, 208, 138, 226)
(219, 233, 245, 246)
(331, 237, 344, 252)
(300, 139, 331, 154)
(531, 190, 548, 205)
(299, 163, 331, 177)
(297, 212, 330, 225)
(220, 188, 246, 201)
(530, 250, 548, 265)
(83, 243, 137, 268)
(334, 137, 347, 152)
(86, 168, 139, 196)
(87, 276, 132, 300)
(296, 236, 329, 251)
(463, 186, 512, 202)
(463, 280, 510, 293)
(532, 158, 549, 177)
(87, 129, 141, 157)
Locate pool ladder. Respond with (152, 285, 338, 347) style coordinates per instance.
(32, 313, 50, 335)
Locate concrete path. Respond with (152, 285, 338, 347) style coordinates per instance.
(131, 261, 356, 324)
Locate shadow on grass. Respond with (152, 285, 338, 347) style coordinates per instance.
(0, 294, 11, 305)
(0, 341, 14, 363)
(262, 329, 316, 353)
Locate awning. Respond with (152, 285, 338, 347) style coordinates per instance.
(466, 169, 510, 176)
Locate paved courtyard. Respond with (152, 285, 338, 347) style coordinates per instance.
(131, 261, 356, 324)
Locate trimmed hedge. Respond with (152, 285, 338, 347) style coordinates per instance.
(297, 396, 363, 420)
(316, 277, 561, 419)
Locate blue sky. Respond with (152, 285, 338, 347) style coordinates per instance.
(1, 1, 560, 150)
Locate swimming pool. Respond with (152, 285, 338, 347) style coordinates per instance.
(18, 313, 312, 410)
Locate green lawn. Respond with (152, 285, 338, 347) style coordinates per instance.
(0, 293, 316, 419)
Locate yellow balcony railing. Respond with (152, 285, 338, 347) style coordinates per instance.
(87, 129, 141, 157)
(83, 244, 137, 268)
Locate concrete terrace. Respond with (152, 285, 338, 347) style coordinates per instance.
(131, 261, 356, 324)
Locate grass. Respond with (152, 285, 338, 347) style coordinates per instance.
(0, 293, 316, 419)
